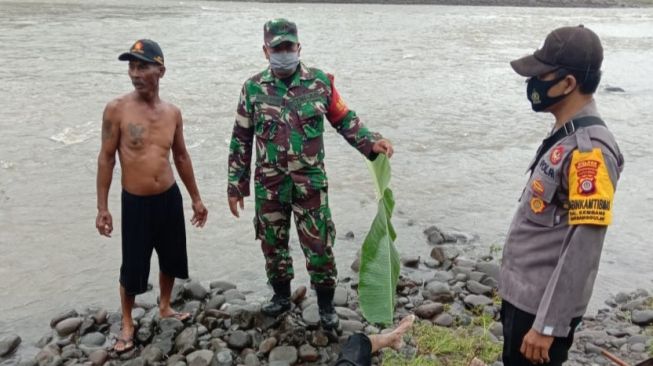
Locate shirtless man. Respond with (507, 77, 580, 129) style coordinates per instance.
(96, 39, 208, 353)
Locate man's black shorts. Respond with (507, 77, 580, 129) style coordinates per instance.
(120, 183, 188, 295)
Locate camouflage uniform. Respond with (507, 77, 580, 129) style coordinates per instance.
(227, 62, 382, 288)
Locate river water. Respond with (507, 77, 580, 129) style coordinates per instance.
(1, 0, 652, 347)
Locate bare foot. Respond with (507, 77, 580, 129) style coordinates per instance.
(389, 314, 416, 350)
(469, 357, 487, 366)
(160, 307, 191, 321)
(114, 322, 134, 353)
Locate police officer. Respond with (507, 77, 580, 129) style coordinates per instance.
(499, 25, 624, 365)
(227, 19, 393, 330)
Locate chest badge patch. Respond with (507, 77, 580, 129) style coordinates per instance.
(531, 179, 545, 197)
(550, 146, 564, 165)
(530, 197, 547, 214)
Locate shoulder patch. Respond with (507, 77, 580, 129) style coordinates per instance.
(568, 148, 615, 226)
(550, 145, 564, 165)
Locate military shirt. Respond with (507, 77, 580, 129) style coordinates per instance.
(228, 62, 381, 200)
(499, 100, 625, 337)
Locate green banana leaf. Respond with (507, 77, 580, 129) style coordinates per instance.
(358, 154, 400, 325)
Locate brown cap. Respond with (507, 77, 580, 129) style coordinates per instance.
(511, 25, 603, 77)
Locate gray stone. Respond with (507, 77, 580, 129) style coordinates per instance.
(341, 320, 365, 333)
(631, 310, 653, 326)
(433, 313, 454, 327)
(152, 329, 177, 355)
(185, 280, 209, 300)
(269, 346, 298, 365)
(430, 247, 446, 262)
(167, 354, 187, 366)
(227, 330, 251, 350)
(423, 282, 453, 303)
(55, 317, 83, 337)
(171, 283, 185, 304)
(141, 345, 164, 364)
(244, 352, 260, 366)
(183, 300, 203, 318)
(80, 332, 105, 347)
(455, 273, 468, 282)
(187, 349, 215, 366)
(334, 287, 348, 307)
(215, 350, 233, 366)
(88, 349, 108, 366)
(401, 256, 420, 268)
(50, 310, 78, 328)
(223, 289, 246, 303)
(210, 281, 237, 293)
(467, 280, 493, 295)
(131, 308, 146, 322)
(302, 304, 320, 328)
(207, 295, 226, 311)
(455, 257, 477, 268)
(176, 326, 199, 354)
(628, 335, 649, 345)
(227, 303, 261, 330)
(335, 307, 361, 321)
(630, 343, 647, 353)
(415, 303, 444, 319)
(621, 297, 652, 311)
(463, 294, 493, 308)
(475, 262, 500, 282)
(159, 317, 185, 335)
(258, 337, 277, 354)
(431, 270, 455, 283)
(489, 322, 503, 339)
(614, 292, 630, 304)
(123, 357, 145, 366)
(36, 334, 53, 348)
(424, 259, 440, 269)
(137, 321, 154, 344)
(60, 345, 83, 360)
(0, 334, 21, 357)
(481, 277, 499, 289)
(298, 344, 319, 362)
(350, 257, 360, 272)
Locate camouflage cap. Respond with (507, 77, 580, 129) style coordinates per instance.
(264, 19, 298, 47)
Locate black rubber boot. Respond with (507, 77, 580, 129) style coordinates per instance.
(316, 286, 339, 330)
(261, 281, 291, 317)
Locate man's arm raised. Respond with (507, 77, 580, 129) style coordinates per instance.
(171, 108, 208, 228)
(96, 100, 120, 237)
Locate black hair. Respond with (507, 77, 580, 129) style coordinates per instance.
(558, 67, 602, 94)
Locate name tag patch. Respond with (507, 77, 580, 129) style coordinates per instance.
(568, 148, 614, 226)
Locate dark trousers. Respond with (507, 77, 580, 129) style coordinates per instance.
(335, 334, 372, 366)
(501, 301, 582, 366)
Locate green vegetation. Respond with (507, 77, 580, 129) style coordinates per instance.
(383, 318, 502, 366)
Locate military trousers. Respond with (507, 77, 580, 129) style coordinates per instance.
(254, 185, 337, 288)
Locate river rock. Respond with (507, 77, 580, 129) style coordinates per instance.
(88, 349, 108, 366)
(291, 286, 307, 304)
(605, 86, 625, 92)
(423, 282, 454, 303)
(185, 280, 209, 300)
(187, 349, 215, 366)
(136, 321, 154, 344)
(176, 326, 198, 354)
(475, 262, 500, 282)
(259, 337, 277, 354)
(131, 307, 146, 322)
(335, 307, 361, 321)
(310, 331, 329, 347)
(415, 303, 444, 319)
(430, 247, 446, 262)
(223, 289, 246, 303)
(216, 349, 234, 366)
(244, 352, 260, 366)
(401, 256, 420, 268)
(207, 295, 226, 311)
(55, 317, 83, 337)
(431, 270, 454, 283)
(464, 294, 494, 308)
(152, 329, 176, 355)
(0, 334, 21, 357)
(302, 304, 320, 328)
(227, 330, 251, 350)
(433, 313, 454, 327)
(159, 317, 185, 335)
(631, 343, 647, 353)
(141, 345, 164, 364)
(50, 310, 78, 328)
(350, 256, 360, 272)
(334, 287, 348, 306)
(80, 332, 105, 347)
(269, 346, 298, 365)
(341, 320, 365, 333)
(298, 344, 319, 362)
(467, 280, 493, 295)
(210, 281, 237, 293)
(631, 310, 653, 326)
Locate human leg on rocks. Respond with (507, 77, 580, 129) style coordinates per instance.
(334, 315, 415, 366)
(116, 285, 135, 353)
(159, 272, 190, 320)
(255, 197, 294, 317)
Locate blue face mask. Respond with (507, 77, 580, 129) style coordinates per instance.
(269, 51, 300, 75)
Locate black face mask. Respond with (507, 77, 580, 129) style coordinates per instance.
(526, 73, 569, 112)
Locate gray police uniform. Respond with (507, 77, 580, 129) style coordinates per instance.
(500, 99, 624, 337)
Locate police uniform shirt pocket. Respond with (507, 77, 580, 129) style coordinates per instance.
(522, 173, 560, 227)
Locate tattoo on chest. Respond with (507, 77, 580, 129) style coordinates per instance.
(127, 123, 145, 145)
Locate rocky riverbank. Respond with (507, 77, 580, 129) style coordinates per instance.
(207, 0, 653, 8)
(1, 225, 652, 366)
